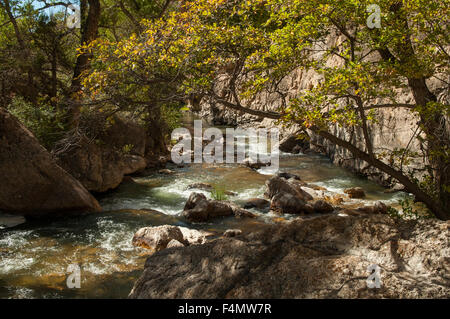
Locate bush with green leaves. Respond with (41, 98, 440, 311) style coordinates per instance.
(7, 96, 67, 150)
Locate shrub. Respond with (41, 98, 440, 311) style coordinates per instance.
(7, 96, 67, 150)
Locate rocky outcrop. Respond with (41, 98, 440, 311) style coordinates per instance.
(129, 214, 450, 299)
(0, 108, 101, 216)
(183, 193, 255, 222)
(57, 116, 167, 193)
(132, 225, 211, 252)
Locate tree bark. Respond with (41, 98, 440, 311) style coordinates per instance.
(68, 0, 101, 128)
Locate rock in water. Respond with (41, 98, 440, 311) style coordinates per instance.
(276, 172, 301, 181)
(265, 176, 315, 214)
(223, 229, 242, 238)
(0, 108, 101, 216)
(265, 177, 313, 202)
(243, 198, 270, 210)
(270, 193, 312, 215)
(129, 214, 450, 299)
(183, 193, 255, 222)
(344, 187, 366, 199)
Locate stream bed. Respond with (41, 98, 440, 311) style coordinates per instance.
(0, 151, 408, 299)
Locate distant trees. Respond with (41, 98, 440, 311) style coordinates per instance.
(82, 0, 449, 219)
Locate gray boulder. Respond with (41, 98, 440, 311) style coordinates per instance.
(183, 193, 255, 222)
(130, 214, 450, 299)
(0, 108, 101, 216)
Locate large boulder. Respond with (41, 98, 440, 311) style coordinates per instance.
(265, 176, 313, 202)
(183, 193, 255, 222)
(0, 108, 101, 216)
(57, 116, 166, 193)
(130, 214, 450, 299)
(264, 176, 315, 214)
(270, 193, 313, 215)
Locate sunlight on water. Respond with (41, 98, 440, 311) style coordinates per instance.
(0, 149, 408, 299)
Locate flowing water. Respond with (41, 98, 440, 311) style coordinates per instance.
(0, 119, 410, 299)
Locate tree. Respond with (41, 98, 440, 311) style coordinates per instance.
(81, 0, 449, 219)
(67, 0, 100, 128)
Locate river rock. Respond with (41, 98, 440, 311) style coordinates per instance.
(277, 172, 301, 180)
(0, 214, 26, 228)
(132, 225, 211, 251)
(270, 193, 313, 215)
(0, 108, 102, 216)
(223, 229, 243, 238)
(313, 200, 335, 214)
(356, 201, 389, 215)
(265, 176, 313, 202)
(166, 239, 185, 248)
(243, 198, 270, 209)
(178, 227, 211, 245)
(130, 214, 450, 299)
(183, 193, 255, 222)
(344, 187, 366, 199)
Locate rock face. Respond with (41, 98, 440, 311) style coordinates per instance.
(183, 193, 255, 222)
(0, 108, 101, 216)
(279, 133, 309, 154)
(195, 35, 448, 187)
(129, 214, 450, 299)
(57, 116, 167, 193)
(132, 225, 211, 252)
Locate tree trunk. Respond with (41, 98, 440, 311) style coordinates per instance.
(68, 0, 101, 128)
(408, 78, 450, 220)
